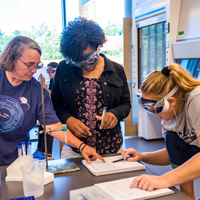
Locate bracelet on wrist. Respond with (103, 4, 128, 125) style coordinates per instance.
(80, 144, 88, 155)
(78, 142, 85, 153)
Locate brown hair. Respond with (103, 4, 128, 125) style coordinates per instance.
(141, 63, 200, 102)
(0, 36, 42, 71)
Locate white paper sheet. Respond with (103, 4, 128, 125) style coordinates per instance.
(82, 155, 145, 176)
(95, 177, 174, 200)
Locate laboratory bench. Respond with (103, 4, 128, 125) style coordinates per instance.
(0, 156, 191, 200)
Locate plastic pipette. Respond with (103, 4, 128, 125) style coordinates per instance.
(63, 124, 67, 144)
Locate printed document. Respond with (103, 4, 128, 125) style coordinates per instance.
(70, 176, 174, 200)
(95, 177, 174, 200)
(82, 155, 145, 176)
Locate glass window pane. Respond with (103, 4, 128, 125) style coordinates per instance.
(80, 0, 124, 65)
(177, 59, 200, 80)
(149, 25, 155, 72)
(138, 22, 166, 88)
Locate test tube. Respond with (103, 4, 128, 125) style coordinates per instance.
(27, 142, 32, 156)
(101, 107, 107, 124)
(21, 141, 26, 156)
(18, 145, 22, 158)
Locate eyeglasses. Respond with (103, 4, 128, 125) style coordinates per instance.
(46, 68, 56, 74)
(19, 58, 44, 70)
(138, 85, 179, 114)
(69, 46, 100, 68)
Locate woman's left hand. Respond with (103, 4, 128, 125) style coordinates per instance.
(96, 112, 118, 129)
(81, 145, 106, 164)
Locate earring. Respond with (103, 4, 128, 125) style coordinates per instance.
(172, 103, 175, 106)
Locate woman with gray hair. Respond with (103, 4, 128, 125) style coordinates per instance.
(0, 36, 105, 166)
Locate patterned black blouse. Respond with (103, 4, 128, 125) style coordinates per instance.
(74, 77, 122, 154)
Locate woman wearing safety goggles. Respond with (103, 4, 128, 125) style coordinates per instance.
(121, 64, 200, 200)
(51, 17, 131, 161)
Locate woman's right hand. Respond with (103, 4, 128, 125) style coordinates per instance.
(66, 117, 92, 138)
(81, 145, 106, 164)
(121, 148, 144, 162)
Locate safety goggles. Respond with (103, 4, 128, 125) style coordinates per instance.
(138, 85, 179, 114)
(69, 47, 100, 68)
(46, 68, 56, 74)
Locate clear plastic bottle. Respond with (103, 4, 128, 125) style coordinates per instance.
(33, 154, 39, 163)
(38, 155, 46, 170)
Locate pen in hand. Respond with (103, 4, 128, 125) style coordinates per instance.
(112, 156, 133, 163)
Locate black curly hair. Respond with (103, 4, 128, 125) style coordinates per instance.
(60, 17, 106, 61)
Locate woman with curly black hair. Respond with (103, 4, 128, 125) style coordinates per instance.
(51, 17, 131, 158)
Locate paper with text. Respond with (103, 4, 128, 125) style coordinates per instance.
(82, 155, 145, 176)
(95, 177, 174, 200)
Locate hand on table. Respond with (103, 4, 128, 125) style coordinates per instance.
(67, 117, 92, 138)
(81, 145, 106, 164)
(130, 174, 167, 191)
(96, 112, 118, 129)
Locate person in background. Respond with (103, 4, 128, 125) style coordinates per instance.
(51, 17, 131, 158)
(40, 62, 58, 96)
(0, 36, 105, 166)
(121, 64, 200, 200)
(34, 62, 58, 160)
